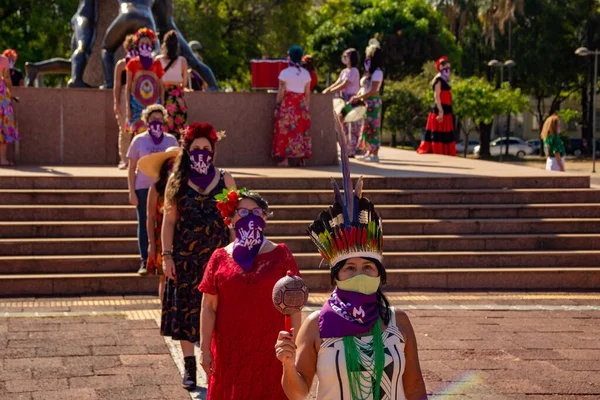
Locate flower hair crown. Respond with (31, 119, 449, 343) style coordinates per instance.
(215, 188, 248, 226)
(2, 49, 17, 60)
(134, 28, 156, 45)
(141, 104, 168, 123)
(183, 123, 226, 143)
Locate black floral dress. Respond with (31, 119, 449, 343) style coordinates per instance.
(160, 171, 230, 342)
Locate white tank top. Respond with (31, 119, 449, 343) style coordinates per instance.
(316, 308, 406, 400)
(160, 56, 184, 83)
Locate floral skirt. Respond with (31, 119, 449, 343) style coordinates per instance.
(358, 96, 382, 154)
(272, 92, 312, 159)
(164, 84, 187, 140)
(0, 81, 19, 143)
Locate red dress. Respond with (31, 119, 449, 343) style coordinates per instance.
(417, 76, 456, 156)
(198, 243, 300, 400)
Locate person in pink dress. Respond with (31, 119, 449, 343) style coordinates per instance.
(198, 189, 302, 400)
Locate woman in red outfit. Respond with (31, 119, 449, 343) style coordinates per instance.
(198, 190, 302, 400)
(416, 56, 455, 156)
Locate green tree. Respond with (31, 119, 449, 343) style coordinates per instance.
(308, 0, 461, 79)
(452, 77, 529, 156)
(174, 0, 312, 89)
(0, 0, 76, 81)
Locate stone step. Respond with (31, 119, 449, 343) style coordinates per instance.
(3, 218, 600, 238)
(3, 234, 600, 256)
(2, 250, 599, 274)
(1, 188, 600, 205)
(1, 267, 599, 296)
(0, 175, 589, 190)
(4, 203, 600, 222)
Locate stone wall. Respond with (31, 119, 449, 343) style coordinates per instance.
(11, 87, 337, 166)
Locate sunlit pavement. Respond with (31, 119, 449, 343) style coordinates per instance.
(1, 292, 599, 399)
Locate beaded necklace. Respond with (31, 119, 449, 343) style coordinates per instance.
(342, 319, 385, 400)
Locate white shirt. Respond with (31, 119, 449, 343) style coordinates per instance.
(359, 69, 384, 96)
(279, 66, 312, 94)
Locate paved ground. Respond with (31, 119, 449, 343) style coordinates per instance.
(1, 292, 599, 400)
(0, 147, 586, 180)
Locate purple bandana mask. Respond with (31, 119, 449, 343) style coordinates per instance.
(319, 288, 380, 338)
(148, 121, 164, 145)
(364, 57, 371, 71)
(232, 214, 266, 272)
(189, 149, 216, 190)
(139, 43, 153, 69)
(8, 61, 14, 70)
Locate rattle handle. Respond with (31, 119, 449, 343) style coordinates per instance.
(285, 315, 291, 332)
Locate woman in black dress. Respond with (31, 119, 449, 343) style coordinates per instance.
(161, 122, 235, 390)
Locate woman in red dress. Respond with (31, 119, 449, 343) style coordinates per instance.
(198, 190, 302, 400)
(417, 56, 456, 156)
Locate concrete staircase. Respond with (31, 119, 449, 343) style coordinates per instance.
(1, 174, 599, 296)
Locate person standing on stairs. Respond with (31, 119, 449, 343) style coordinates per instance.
(160, 122, 234, 390)
(113, 35, 138, 170)
(137, 146, 180, 301)
(127, 104, 178, 275)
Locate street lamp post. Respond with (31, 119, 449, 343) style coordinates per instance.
(575, 47, 599, 173)
(488, 59, 516, 161)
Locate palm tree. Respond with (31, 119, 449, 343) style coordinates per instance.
(479, 0, 524, 50)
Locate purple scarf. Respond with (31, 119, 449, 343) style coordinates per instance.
(148, 121, 164, 145)
(232, 214, 266, 272)
(189, 149, 216, 190)
(139, 43, 153, 69)
(319, 288, 379, 338)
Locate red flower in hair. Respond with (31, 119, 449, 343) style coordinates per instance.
(2, 49, 17, 60)
(134, 28, 156, 45)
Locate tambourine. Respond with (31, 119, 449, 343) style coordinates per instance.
(333, 98, 367, 123)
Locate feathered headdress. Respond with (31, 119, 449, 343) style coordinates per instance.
(306, 113, 383, 268)
(134, 28, 157, 45)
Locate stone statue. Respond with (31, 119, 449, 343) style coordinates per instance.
(101, 0, 218, 90)
(25, 0, 98, 87)
(152, 0, 219, 91)
(26, 0, 219, 91)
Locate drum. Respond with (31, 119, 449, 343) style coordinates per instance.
(332, 98, 366, 123)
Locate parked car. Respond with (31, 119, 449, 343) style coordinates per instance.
(527, 139, 541, 154)
(565, 138, 588, 158)
(473, 137, 534, 158)
(456, 139, 480, 154)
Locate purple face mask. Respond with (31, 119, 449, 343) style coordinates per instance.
(364, 57, 371, 71)
(441, 67, 451, 81)
(139, 43, 153, 69)
(319, 288, 380, 338)
(148, 120, 164, 145)
(189, 149, 216, 190)
(8, 61, 14, 70)
(232, 214, 266, 272)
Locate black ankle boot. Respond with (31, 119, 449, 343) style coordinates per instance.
(182, 356, 197, 390)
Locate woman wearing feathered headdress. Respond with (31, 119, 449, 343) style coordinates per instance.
(417, 56, 455, 156)
(275, 116, 428, 399)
